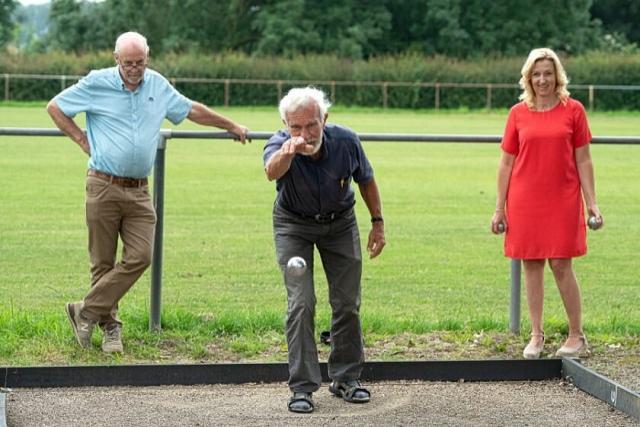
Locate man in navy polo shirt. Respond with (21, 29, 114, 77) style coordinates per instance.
(264, 86, 385, 413)
(47, 31, 249, 353)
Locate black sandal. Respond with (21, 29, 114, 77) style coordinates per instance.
(288, 391, 314, 413)
(329, 379, 371, 403)
(319, 330, 331, 345)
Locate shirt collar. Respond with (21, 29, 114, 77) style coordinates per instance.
(318, 128, 329, 160)
(113, 66, 147, 92)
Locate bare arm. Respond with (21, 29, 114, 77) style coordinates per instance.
(358, 178, 385, 258)
(264, 136, 315, 181)
(187, 101, 250, 144)
(575, 144, 603, 223)
(46, 100, 90, 155)
(491, 151, 515, 234)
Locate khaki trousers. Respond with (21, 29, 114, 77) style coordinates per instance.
(81, 175, 156, 328)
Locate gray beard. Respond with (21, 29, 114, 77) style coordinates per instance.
(300, 134, 323, 156)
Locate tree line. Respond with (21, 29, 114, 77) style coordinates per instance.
(2, 0, 638, 59)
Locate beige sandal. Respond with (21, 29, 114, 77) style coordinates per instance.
(556, 334, 590, 358)
(523, 332, 545, 359)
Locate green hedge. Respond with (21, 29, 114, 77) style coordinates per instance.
(1, 51, 639, 110)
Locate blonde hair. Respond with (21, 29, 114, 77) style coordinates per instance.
(279, 86, 331, 123)
(518, 48, 570, 108)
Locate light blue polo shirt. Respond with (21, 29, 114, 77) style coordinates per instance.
(54, 67, 192, 178)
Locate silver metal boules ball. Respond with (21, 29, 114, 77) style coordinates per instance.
(497, 222, 505, 233)
(587, 216, 602, 230)
(286, 256, 307, 277)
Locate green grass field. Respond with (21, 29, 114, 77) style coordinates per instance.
(1, 104, 638, 365)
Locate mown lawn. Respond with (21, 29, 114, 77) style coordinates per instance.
(0, 104, 638, 365)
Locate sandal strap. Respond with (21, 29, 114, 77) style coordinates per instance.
(341, 381, 370, 399)
(289, 392, 314, 407)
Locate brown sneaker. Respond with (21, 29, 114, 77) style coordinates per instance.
(65, 302, 95, 348)
(101, 325, 123, 353)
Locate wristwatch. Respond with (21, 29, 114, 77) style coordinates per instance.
(371, 216, 384, 223)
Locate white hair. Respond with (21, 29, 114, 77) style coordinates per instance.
(279, 86, 331, 123)
(114, 32, 149, 55)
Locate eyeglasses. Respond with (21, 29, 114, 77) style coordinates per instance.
(119, 60, 147, 70)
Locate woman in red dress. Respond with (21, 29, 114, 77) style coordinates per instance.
(491, 48, 603, 359)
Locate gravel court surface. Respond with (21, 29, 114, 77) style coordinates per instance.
(6, 381, 637, 426)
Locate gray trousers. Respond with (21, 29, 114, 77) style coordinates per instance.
(273, 204, 364, 393)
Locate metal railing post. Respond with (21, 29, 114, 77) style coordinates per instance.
(224, 79, 230, 107)
(382, 82, 388, 109)
(277, 80, 283, 103)
(150, 133, 169, 331)
(4, 74, 9, 101)
(509, 258, 522, 334)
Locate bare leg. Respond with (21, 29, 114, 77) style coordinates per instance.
(549, 258, 584, 348)
(523, 259, 546, 338)
(522, 259, 546, 357)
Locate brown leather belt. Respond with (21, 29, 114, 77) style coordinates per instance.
(87, 169, 148, 187)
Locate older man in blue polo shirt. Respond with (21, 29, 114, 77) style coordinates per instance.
(47, 31, 249, 353)
(264, 86, 385, 413)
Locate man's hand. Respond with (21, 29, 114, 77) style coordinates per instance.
(367, 222, 386, 259)
(230, 124, 250, 144)
(281, 136, 315, 156)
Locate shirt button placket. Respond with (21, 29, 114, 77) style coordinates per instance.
(132, 92, 139, 174)
(315, 167, 323, 213)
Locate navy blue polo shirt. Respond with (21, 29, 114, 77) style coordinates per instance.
(263, 124, 374, 216)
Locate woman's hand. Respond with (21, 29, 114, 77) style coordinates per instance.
(491, 209, 507, 234)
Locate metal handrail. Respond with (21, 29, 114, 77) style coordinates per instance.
(2, 128, 639, 144)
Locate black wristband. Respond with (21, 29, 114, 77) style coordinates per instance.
(371, 216, 384, 223)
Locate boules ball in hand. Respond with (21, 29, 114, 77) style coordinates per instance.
(286, 256, 307, 277)
(587, 215, 602, 230)
(497, 222, 505, 233)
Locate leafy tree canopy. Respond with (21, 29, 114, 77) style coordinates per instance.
(1, 0, 17, 48)
(7, 0, 639, 58)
